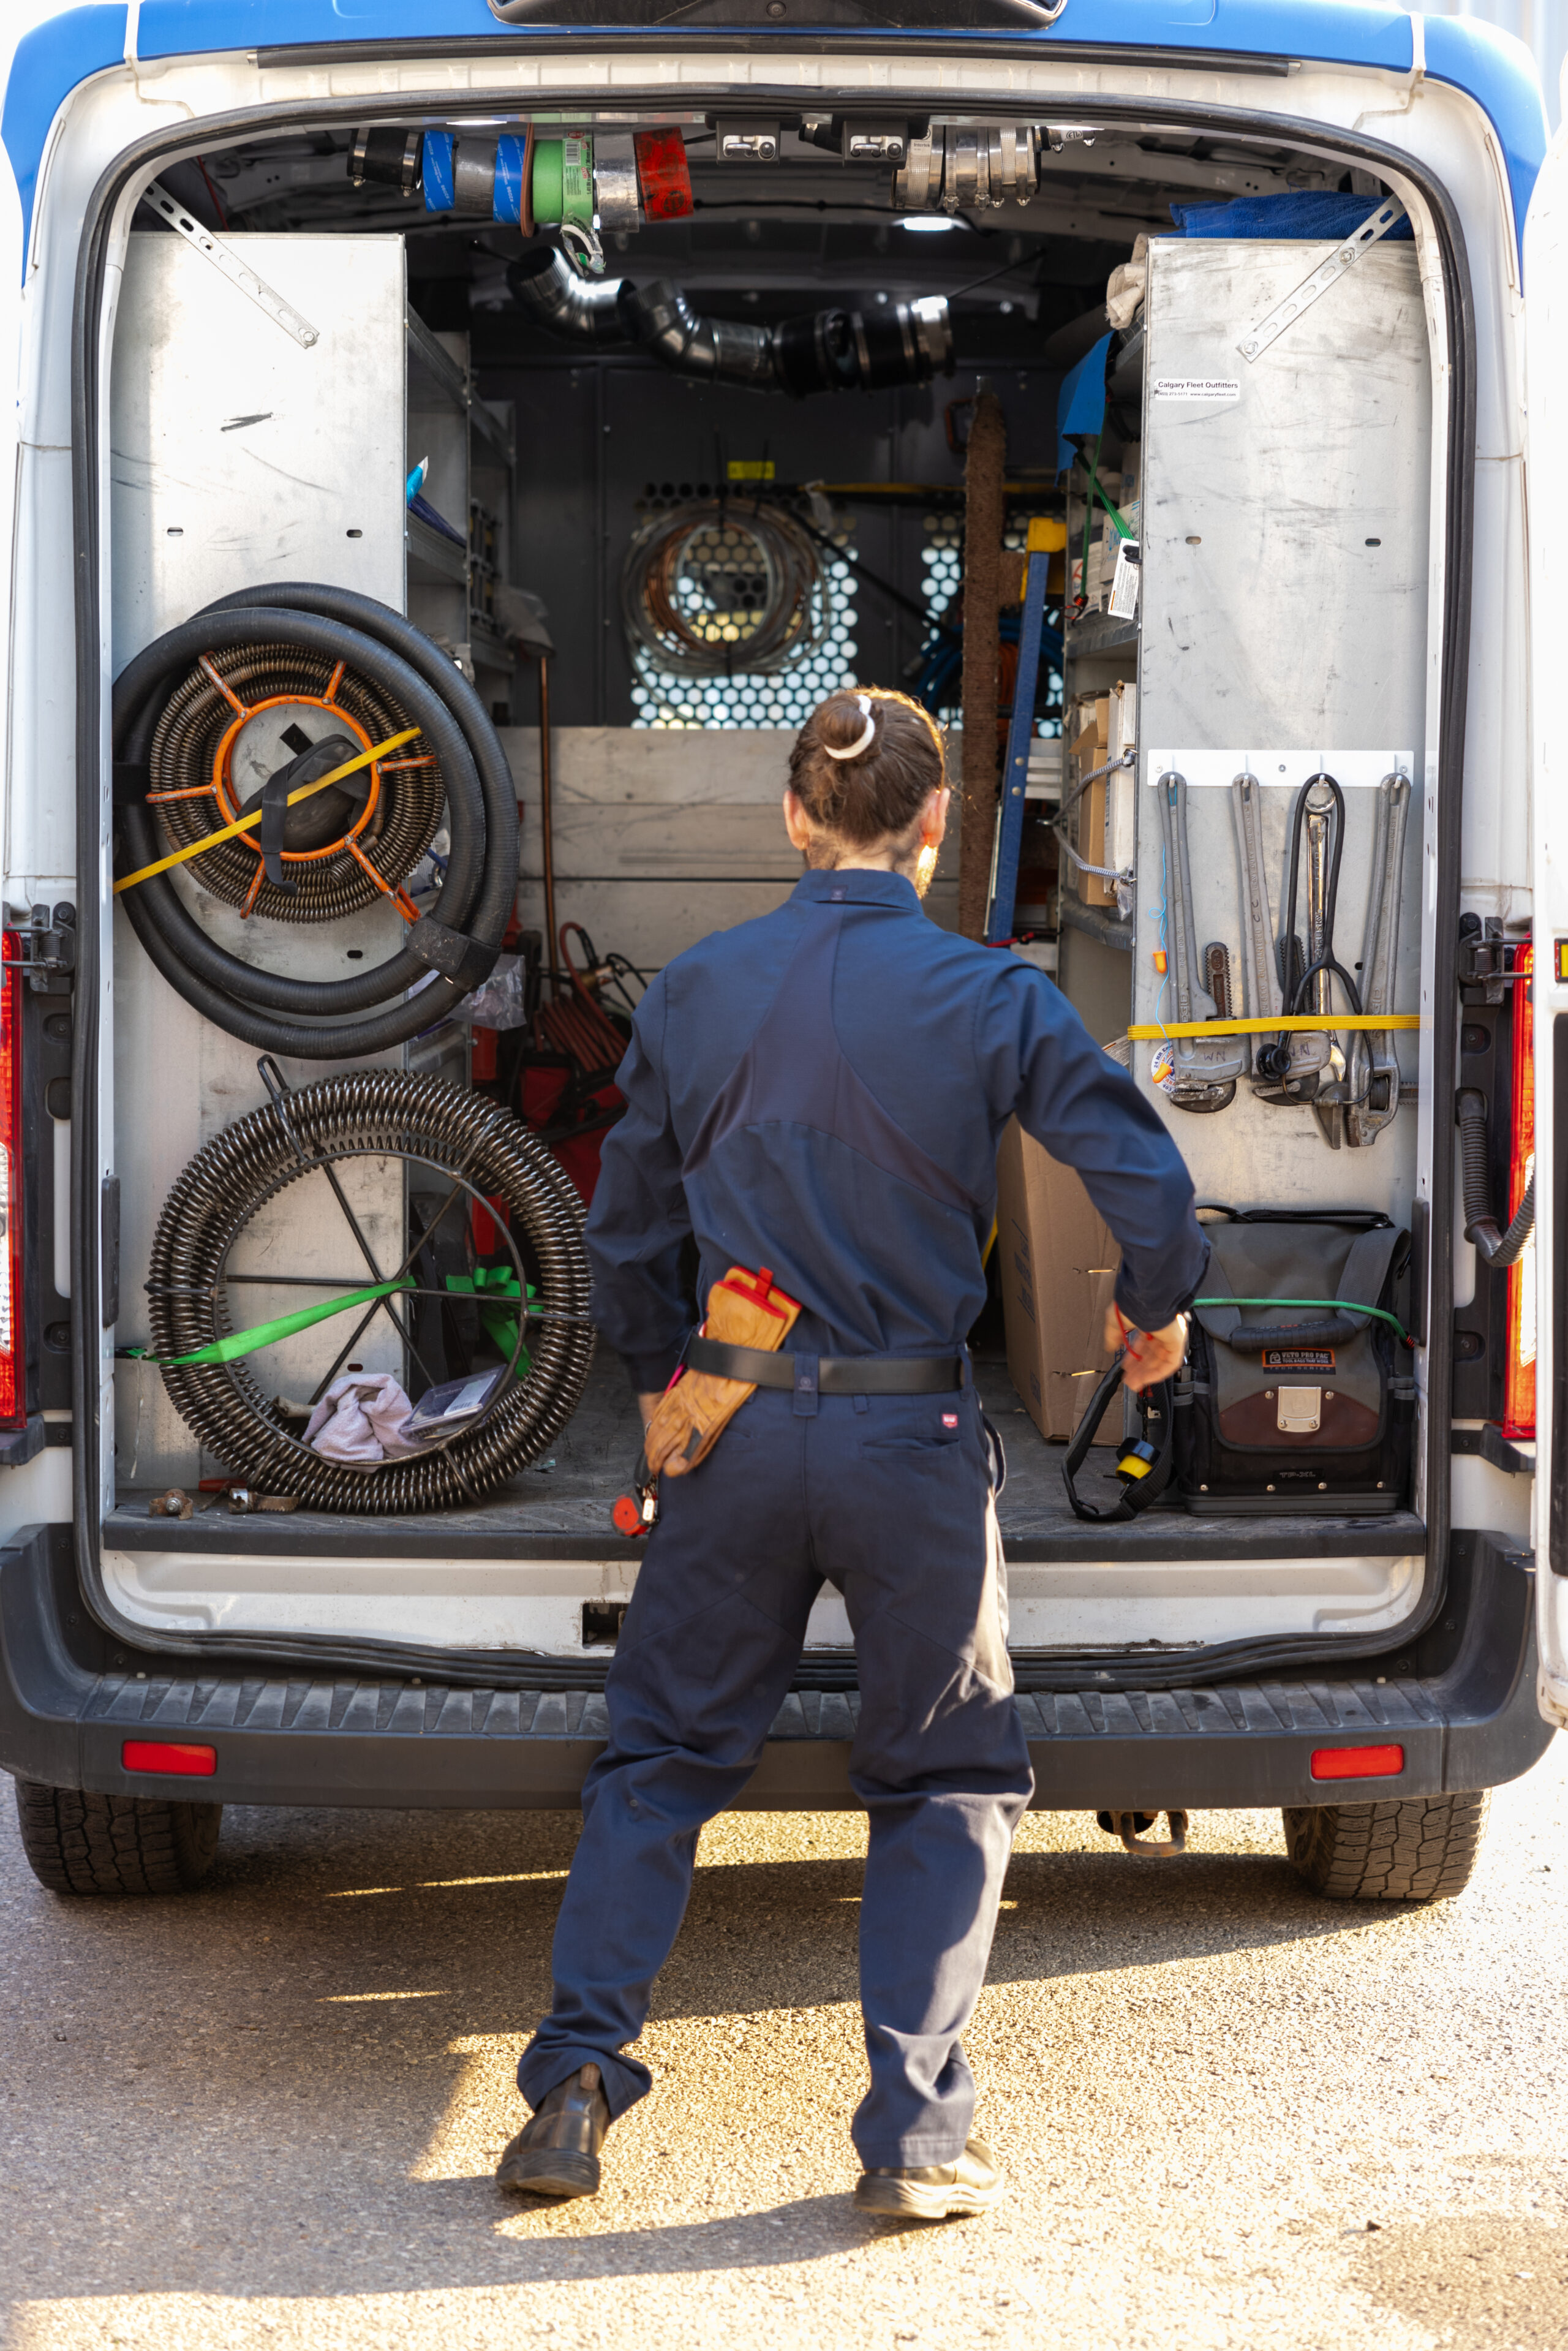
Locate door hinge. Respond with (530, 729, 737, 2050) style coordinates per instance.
(10, 904, 76, 994)
(1457, 913, 1525, 1005)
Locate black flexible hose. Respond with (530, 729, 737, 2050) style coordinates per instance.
(115, 589, 519, 1058)
(148, 1071, 593, 1512)
(1455, 1088, 1536, 1267)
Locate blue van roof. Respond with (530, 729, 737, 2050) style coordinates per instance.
(3, 0, 1549, 271)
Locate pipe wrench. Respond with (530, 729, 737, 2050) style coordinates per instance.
(1156, 770, 1245, 1111)
(1303, 780, 1349, 1147)
(1230, 771, 1328, 1103)
(1344, 771, 1412, 1148)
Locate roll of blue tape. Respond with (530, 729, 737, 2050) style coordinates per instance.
(423, 130, 454, 213)
(493, 133, 526, 225)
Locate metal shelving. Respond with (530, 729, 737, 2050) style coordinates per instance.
(405, 304, 517, 710)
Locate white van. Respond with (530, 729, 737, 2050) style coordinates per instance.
(0, 0, 1562, 1906)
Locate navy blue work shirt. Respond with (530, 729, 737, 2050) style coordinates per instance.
(587, 867, 1208, 1391)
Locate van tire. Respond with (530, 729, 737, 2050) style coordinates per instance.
(12, 1778, 222, 1896)
(1283, 1791, 1489, 1902)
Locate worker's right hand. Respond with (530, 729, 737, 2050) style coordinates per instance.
(1104, 1307, 1188, 1394)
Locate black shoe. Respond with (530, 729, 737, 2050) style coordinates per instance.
(496, 2062, 611, 2200)
(853, 2136, 1005, 2220)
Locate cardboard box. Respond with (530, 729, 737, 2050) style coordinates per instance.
(995, 1119, 1121, 1444)
(1069, 694, 1115, 908)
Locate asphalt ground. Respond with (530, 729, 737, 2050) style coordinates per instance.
(2, 1740, 1566, 2351)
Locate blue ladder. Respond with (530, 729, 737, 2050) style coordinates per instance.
(985, 518, 1060, 946)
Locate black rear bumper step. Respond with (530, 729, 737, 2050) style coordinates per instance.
(104, 1496, 1427, 1563)
(1, 1526, 1549, 1811)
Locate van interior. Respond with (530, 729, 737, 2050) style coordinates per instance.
(99, 102, 1469, 1675)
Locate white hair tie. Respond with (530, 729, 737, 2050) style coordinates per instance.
(823, 693, 877, 761)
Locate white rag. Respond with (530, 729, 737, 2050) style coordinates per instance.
(303, 1373, 417, 1463)
(1105, 235, 1150, 332)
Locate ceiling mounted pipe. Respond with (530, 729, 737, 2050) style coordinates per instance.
(508, 251, 952, 394)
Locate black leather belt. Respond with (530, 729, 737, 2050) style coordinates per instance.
(685, 1335, 965, 1394)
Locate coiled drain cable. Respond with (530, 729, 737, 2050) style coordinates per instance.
(114, 584, 518, 1058)
(141, 1069, 594, 1513)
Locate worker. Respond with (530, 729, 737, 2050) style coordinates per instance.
(498, 687, 1207, 2219)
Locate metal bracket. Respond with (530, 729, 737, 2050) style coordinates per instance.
(11, 902, 76, 994)
(1238, 198, 1408, 364)
(138, 182, 320, 350)
(1098, 1808, 1190, 1857)
(1457, 918, 1523, 1005)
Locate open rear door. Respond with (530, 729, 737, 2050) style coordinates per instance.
(1525, 120, 1568, 1729)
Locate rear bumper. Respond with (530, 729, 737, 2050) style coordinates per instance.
(0, 1525, 1551, 1810)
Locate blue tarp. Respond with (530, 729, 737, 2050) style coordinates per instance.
(1055, 331, 1112, 473)
(1170, 191, 1414, 240)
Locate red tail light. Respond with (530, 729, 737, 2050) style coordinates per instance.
(0, 940, 26, 1428)
(123, 1740, 217, 1776)
(1502, 940, 1535, 1441)
(1310, 1744, 1405, 1780)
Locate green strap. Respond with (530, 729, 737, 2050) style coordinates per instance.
(1087, 467, 1132, 542)
(1194, 1296, 1413, 1347)
(124, 1278, 415, 1370)
(1077, 428, 1102, 591)
(445, 1269, 534, 1374)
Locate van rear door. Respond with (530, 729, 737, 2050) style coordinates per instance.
(1524, 114, 1568, 1728)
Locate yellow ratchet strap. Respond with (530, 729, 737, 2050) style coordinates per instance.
(1126, 1014, 1423, 1041)
(113, 726, 421, 896)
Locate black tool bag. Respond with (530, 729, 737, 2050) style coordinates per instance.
(1173, 1210, 1414, 1517)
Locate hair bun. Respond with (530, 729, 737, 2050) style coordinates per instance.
(820, 693, 878, 762)
(788, 684, 945, 851)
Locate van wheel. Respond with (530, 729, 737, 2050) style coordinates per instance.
(12, 1778, 222, 1896)
(1283, 1791, 1489, 1902)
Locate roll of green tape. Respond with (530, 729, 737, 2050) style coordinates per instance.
(532, 135, 595, 228)
(532, 138, 562, 224)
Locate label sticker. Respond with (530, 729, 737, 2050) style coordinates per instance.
(1150, 1041, 1176, 1096)
(1107, 538, 1141, 620)
(1153, 377, 1242, 404)
(1262, 1347, 1336, 1372)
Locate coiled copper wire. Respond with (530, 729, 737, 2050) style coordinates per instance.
(147, 1073, 594, 1512)
(619, 500, 832, 682)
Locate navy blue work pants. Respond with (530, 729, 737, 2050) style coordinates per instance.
(517, 1382, 1035, 2165)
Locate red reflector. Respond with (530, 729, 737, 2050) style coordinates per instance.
(1502, 939, 1536, 1441)
(1310, 1743, 1404, 1781)
(0, 940, 26, 1429)
(123, 1739, 217, 1777)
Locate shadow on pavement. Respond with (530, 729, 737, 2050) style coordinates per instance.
(0, 1800, 1453, 2323)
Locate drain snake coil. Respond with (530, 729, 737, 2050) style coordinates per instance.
(147, 1072, 594, 1512)
(115, 585, 519, 1058)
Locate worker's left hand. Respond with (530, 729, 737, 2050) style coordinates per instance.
(1104, 1307, 1189, 1393)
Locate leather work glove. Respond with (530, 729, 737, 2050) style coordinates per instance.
(643, 1267, 801, 1479)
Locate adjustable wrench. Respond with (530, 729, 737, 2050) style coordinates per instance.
(1344, 770, 1412, 1148)
(1156, 770, 1245, 1111)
